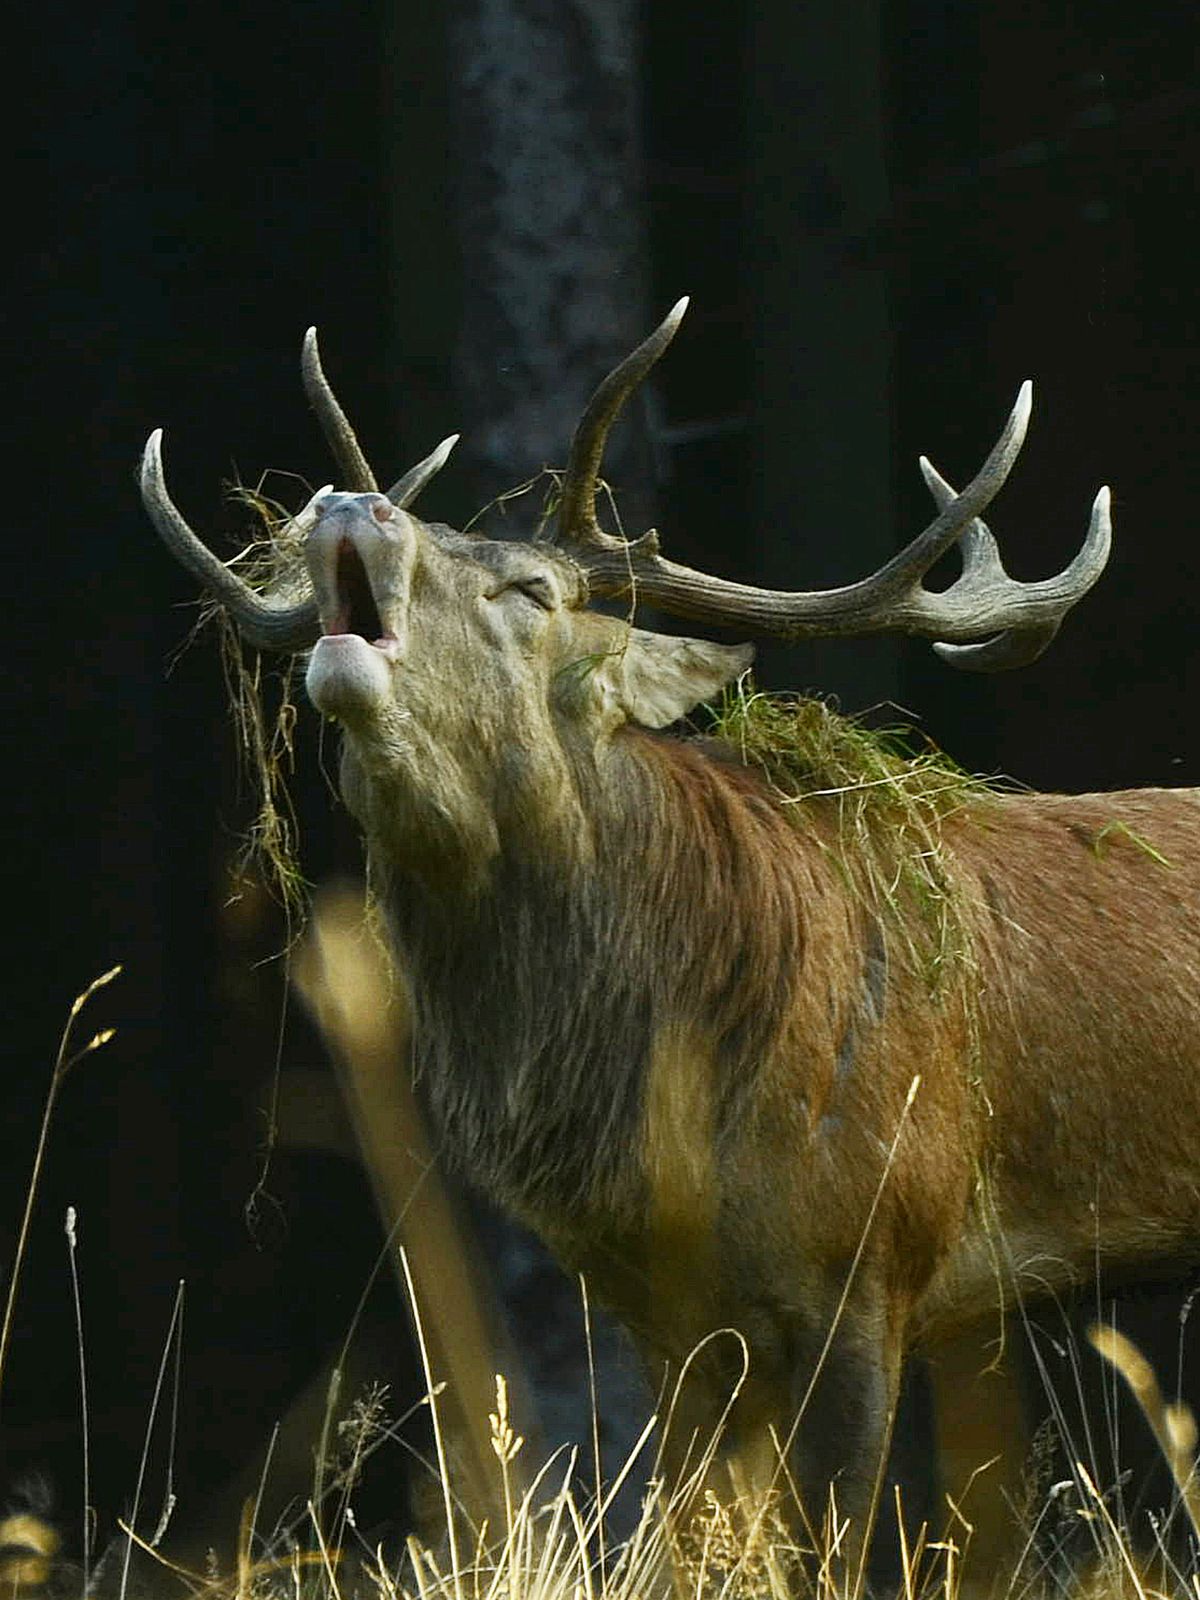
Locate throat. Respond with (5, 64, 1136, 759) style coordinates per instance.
(382, 853, 651, 1228)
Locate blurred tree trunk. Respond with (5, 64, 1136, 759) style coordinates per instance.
(440, 0, 656, 1529)
(447, 0, 657, 535)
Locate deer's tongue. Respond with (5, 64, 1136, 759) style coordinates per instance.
(306, 633, 396, 723)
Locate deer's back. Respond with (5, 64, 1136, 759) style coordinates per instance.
(919, 786, 1200, 1332)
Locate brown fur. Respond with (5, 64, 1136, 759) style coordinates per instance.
(586, 748, 1200, 1559)
(927, 788, 1200, 1325)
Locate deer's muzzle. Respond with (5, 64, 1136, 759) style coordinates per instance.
(305, 492, 417, 660)
(304, 493, 418, 723)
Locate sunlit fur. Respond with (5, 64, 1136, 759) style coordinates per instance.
(307, 496, 1200, 1550)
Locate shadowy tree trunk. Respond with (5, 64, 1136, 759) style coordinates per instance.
(448, 0, 657, 536)
(442, 0, 655, 1529)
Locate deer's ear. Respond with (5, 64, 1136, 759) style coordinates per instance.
(617, 632, 754, 728)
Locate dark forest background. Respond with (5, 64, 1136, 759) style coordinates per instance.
(5, 0, 1200, 1568)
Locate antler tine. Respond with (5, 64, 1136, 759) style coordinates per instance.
(919, 455, 1113, 671)
(301, 327, 379, 493)
(850, 381, 1034, 605)
(553, 297, 689, 547)
(560, 366, 1109, 664)
(387, 433, 461, 508)
(140, 430, 322, 653)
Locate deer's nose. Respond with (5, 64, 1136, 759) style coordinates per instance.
(314, 489, 387, 518)
(310, 491, 415, 546)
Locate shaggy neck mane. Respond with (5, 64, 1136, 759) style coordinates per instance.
(371, 727, 833, 1239)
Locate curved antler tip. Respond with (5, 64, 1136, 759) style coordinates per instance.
(142, 428, 165, 477)
(999, 380, 1033, 449)
(668, 295, 690, 322)
(1094, 484, 1112, 512)
(427, 433, 460, 471)
(917, 453, 954, 497)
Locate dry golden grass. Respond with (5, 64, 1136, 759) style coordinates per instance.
(7, 972, 1200, 1600)
(7, 1329, 1200, 1600)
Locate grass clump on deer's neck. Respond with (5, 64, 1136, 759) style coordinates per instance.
(707, 678, 998, 996)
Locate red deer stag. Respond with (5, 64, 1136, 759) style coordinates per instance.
(143, 302, 1197, 1566)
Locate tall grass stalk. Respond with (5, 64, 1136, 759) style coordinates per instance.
(119, 1279, 185, 1600)
(581, 1275, 607, 1594)
(0, 964, 120, 1419)
(65, 1203, 92, 1596)
(400, 1246, 466, 1600)
(1090, 1323, 1200, 1553)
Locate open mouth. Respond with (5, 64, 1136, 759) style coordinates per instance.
(325, 538, 396, 651)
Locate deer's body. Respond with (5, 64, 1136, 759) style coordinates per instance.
(142, 302, 1142, 1557)
(366, 718, 1200, 1313)
(348, 700, 1200, 1531)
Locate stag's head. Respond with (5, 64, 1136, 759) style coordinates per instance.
(141, 300, 1112, 872)
(296, 483, 749, 869)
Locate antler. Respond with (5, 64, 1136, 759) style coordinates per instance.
(551, 305, 1112, 670)
(142, 330, 459, 650)
(301, 327, 378, 492)
(916, 457, 1110, 670)
(554, 297, 690, 549)
(140, 429, 323, 651)
(301, 328, 460, 508)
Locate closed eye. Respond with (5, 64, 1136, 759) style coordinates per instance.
(514, 577, 556, 610)
(489, 574, 558, 611)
